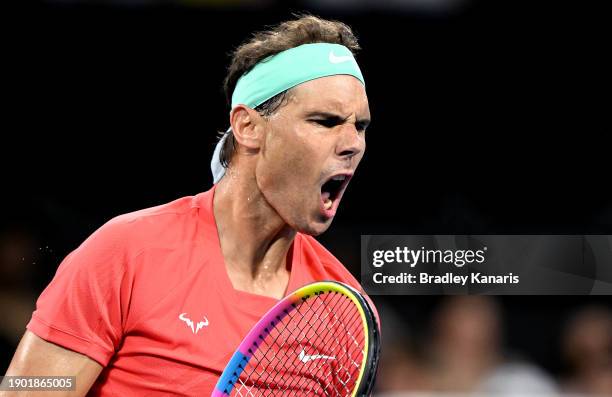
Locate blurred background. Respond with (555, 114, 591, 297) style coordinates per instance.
(2, 0, 611, 395)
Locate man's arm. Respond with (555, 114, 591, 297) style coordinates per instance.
(1, 330, 103, 397)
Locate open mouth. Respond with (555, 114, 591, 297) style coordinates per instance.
(320, 174, 352, 215)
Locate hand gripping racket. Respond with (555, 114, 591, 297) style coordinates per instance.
(212, 281, 380, 396)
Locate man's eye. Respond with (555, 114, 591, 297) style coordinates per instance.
(311, 119, 337, 128)
(356, 122, 368, 132)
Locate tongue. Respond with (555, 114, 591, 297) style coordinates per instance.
(321, 191, 333, 210)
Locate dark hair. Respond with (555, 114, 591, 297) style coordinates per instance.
(218, 14, 361, 168)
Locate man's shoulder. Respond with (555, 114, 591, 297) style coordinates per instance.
(298, 234, 339, 264)
(298, 234, 361, 290)
(110, 195, 198, 227)
(91, 193, 208, 255)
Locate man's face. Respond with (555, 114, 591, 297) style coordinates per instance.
(255, 74, 370, 235)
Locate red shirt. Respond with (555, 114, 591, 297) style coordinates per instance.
(27, 185, 363, 396)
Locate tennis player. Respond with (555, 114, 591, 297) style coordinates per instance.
(3, 15, 371, 396)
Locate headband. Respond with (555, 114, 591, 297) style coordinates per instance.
(211, 43, 365, 183)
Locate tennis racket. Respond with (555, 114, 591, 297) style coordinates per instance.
(212, 280, 380, 396)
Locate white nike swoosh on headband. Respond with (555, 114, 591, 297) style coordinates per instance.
(328, 51, 354, 64)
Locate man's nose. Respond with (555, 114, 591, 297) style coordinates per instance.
(336, 124, 364, 159)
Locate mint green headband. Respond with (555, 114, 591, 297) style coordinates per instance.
(231, 42, 365, 109)
(212, 43, 365, 183)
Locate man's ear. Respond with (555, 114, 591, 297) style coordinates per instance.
(229, 105, 264, 151)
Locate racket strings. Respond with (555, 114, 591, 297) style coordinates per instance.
(288, 295, 361, 395)
(297, 295, 366, 396)
(315, 297, 365, 393)
(239, 294, 352, 395)
(232, 291, 366, 396)
(236, 293, 364, 395)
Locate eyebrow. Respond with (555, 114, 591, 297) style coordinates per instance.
(304, 111, 371, 129)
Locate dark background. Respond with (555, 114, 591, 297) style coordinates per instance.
(2, 0, 611, 387)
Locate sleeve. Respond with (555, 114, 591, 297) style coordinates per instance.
(26, 218, 131, 366)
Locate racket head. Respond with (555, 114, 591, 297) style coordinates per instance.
(213, 281, 380, 396)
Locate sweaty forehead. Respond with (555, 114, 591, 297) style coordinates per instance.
(289, 75, 369, 116)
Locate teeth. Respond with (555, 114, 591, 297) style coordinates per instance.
(332, 175, 346, 181)
(324, 199, 333, 210)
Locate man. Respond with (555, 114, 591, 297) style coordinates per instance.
(3, 15, 371, 396)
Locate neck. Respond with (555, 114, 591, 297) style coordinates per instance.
(213, 166, 296, 298)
